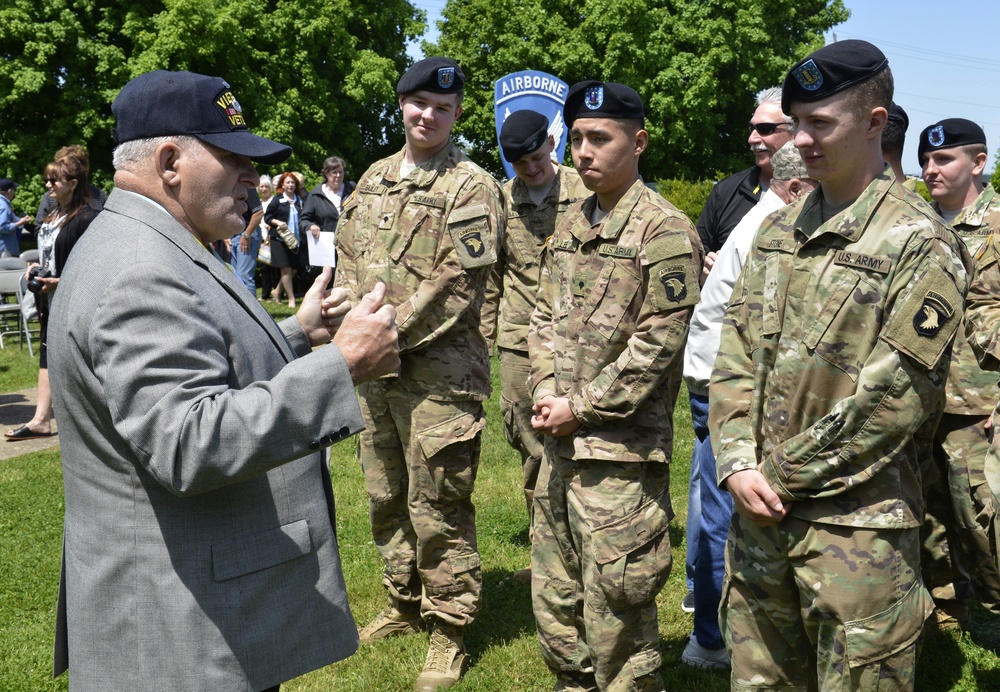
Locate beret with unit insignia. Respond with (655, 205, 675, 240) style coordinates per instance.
(782, 39, 889, 114)
(564, 80, 644, 127)
(397, 56, 465, 95)
(917, 118, 987, 165)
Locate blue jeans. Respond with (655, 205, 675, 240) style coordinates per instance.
(690, 391, 734, 650)
(684, 394, 705, 592)
(230, 228, 262, 294)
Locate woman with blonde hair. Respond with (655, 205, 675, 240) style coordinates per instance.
(263, 171, 303, 307)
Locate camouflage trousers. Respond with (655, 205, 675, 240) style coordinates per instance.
(498, 348, 545, 528)
(357, 379, 484, 626)
(921, 413, 1000, 617)
(531, 448, 672, 692)
(724, 515, 931, 691)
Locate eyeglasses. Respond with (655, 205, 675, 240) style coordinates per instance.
(748, 122, 790, 136)
(44, 178, 59, 184)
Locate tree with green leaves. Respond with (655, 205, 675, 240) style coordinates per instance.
(427, 0, 848, 180)
(0, 0, 424, 212)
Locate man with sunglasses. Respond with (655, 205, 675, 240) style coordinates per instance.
(680, 85, 792, 616)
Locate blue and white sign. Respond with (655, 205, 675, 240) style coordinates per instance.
(494, 70, 569, 180)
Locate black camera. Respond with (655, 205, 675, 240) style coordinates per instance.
(27, 266, 52, 294)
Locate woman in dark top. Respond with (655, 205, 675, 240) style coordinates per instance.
(301, 156, 356, 272)
(6, 149, 98, 440)
(264, 171, 303, 308)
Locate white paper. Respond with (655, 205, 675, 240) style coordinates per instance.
(306, 232, 337, 267)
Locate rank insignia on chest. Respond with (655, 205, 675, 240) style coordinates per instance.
(658, 268, 688, 303)
(914, 290, 954, 337)
(460, 228, 486, 257)
(378, 212, 395, 230)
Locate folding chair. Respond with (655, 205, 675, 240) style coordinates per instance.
(15, 274, 38, 357)
(0, 268, 26, 349)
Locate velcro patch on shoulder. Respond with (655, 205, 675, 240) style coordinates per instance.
(883, 275, 963, 369)
(643, 234, 691, 265)
(447, 203, 489, 225)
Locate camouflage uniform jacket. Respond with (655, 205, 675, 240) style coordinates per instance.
(482, 165, 588, 352)
(335, 141, 504, 401)
(528, 178, 703, 464)
(938, 184, 1000, 415)
(711, 170, 971, 529)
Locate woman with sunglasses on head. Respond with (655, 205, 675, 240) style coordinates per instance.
(6, 149, 98, 441)
(264, 171, 303, 308)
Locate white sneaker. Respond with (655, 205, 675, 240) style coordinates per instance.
(681, 635, 730, 669)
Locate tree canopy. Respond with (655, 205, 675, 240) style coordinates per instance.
(0, 0, 424, 210)
(428, 0, 848, 180)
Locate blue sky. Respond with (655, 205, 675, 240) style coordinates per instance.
(410, 0, 1000, 177)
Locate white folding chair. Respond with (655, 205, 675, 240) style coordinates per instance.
(0, 268, 26, 349)
(15, 274, 38, 357)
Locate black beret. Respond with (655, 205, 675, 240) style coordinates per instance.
(782, 39, 888, 114)
(564, 81, 644, 127)
(396, 57, 465, 95)
(112, 70, 291, 164)
(500, 110, 550, 163)
(887, 102, 909, 132)
(918, 118, 987, 164)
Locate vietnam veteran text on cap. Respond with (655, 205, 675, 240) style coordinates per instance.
(782, 40, 889, 114)
(111, 70, 291, 165)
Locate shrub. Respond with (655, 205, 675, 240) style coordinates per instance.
(654, 178, 716, 224)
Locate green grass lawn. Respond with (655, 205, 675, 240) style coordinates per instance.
(2, 307, 1000, 690)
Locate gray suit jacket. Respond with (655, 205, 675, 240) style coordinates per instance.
(49, 189, 364, 691)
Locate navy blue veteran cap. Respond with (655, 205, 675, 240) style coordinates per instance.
(917, 118, 987, 164)
(500, 110, 549, 163)
(782, 40, 888, 114)
(396, 57, 465, 95)
(111, 70, 291, 165)
(0, 178, 18, 192)
(564, 81, 644, 127)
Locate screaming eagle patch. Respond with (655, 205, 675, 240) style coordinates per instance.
(659, 270, 688, 303)
(914, 291, 954, 337)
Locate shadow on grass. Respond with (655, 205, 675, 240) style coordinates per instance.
(468, 568, 537, 661)
(916, 630, 964, 692)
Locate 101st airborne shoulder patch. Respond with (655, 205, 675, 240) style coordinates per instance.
(645, 234, 699, 310)
(884, 275, 962, 370)
(448, 202, 496, 268)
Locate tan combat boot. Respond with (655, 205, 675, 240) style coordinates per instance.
(359, 597, 424, 643)
(414, 621, 466, 691)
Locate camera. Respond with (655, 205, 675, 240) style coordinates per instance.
(27, 266, 53, 294)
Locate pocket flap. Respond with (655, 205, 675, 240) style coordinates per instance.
(417, 410, 486, 460)
(592, 497, 670, 565)
(212, 519, 312, 582)
(844, 579, 932, 668)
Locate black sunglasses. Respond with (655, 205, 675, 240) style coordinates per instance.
(748, 121, 790, 136)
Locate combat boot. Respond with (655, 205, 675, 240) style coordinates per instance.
(553, 670, 598, 692)
(359, 597, 424, 643)
(414, 621, 466, 691)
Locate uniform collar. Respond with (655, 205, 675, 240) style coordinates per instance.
(575, 177, 646, 243)
(383, 141, 459, 188)
(795, 167, 896, 243)
(948, 183, 995, 229)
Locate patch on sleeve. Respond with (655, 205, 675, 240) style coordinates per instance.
(651, 261, 699, 310)
(883, 276, 963, 369)
(448, 202, 496, 268)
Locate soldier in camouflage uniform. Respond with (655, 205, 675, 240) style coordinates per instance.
(528, 81, 702, 692)
(918, 119, 1000, 627)
(710, 41, 971, 690)
(481, 110, 588, 584)
(334, 57, 504, 692)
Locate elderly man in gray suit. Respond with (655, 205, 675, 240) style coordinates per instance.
(47, 70, 400, 691)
